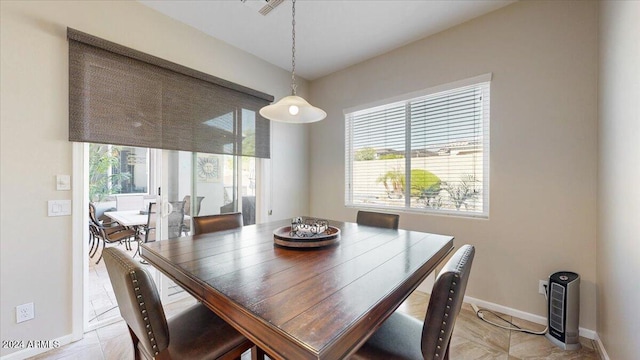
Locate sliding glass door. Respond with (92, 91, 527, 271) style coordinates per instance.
(84, 142, 262, 331)
(155, 149, 192, 302)
(192, 154, 256, 224)
(155, 150, 259, 303)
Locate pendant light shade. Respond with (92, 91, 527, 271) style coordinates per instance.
(259, 95, 326, 124)
(260, 0, 326, 124)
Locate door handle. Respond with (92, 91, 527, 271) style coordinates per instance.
(162, 200, 173, 218)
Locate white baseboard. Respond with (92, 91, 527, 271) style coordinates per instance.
(594, 333, 611, 360)
(462, 295, 597, 340)
(0, 334, 74, 360)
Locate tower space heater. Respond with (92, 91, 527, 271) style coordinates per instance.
(545, 271, 581, 350)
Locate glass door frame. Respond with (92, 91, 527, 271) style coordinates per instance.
(154, 148, 192, 305)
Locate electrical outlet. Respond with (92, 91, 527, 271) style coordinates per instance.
(16, 302, 34, 323)
(538, 280, 548, 295)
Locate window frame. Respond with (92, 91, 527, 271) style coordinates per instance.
(344, 74, 491, 219)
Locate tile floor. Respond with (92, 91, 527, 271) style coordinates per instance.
(31, 242, 602, 359)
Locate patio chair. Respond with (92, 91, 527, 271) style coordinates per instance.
(89, 203, 137, 263)
(89, 203, 120, 256)
(89, 221, 136, 265)
(180, 195, 205, 235)
(102, 247, 254, 360)
(351, 245, 475, 360)
(133, 202, 157, 258)
(168, 200, 185, 239)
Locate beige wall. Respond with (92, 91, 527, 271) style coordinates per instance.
(309, 0, 598, 331)
(0, 0, 309, 356)
(597, 1, 640, 358)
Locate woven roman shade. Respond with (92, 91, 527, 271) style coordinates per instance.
(68, 28, 273, 158)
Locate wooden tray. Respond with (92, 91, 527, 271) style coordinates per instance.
(273, 226, 340, 249)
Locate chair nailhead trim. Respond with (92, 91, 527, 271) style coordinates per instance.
(434, 249, 469, 359)
(110, 250, 161, 356)
(129, 270, 160, 356)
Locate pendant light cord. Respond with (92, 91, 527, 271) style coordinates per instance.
(290, 0, 297, 96)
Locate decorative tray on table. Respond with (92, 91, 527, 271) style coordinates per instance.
(273, 217, 340, 249)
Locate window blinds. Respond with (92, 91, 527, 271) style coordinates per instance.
(68, 28, 273, 158)
(345, 76, 490, 217)
(346, 102, 406, 203)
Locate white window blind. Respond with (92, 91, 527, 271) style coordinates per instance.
(345, 75, 490, 218)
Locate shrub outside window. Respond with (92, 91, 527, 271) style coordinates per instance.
(345, 74, 490, 218)
(89, 144, 149, 202)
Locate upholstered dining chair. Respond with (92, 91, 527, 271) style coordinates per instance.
(351, 245, 475, 360)
(103, 247, 254, 360)
(89, 203, 137, 264)
(356, 210, 400, 230)
(193, 212, 243, 235)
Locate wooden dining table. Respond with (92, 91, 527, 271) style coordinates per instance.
(140, 218, 454, 360)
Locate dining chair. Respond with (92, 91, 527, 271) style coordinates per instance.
(351, 244, 475, 360)
(356, 210, 400, 230)
(193, 212, 243, 235)
(102, 247, 254, 360)
(89, 203, 137, 263)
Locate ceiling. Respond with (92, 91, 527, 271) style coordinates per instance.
(138, 0, 514, 81)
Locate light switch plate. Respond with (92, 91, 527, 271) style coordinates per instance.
(56, 174, 71, 190)
(48, 200, 72, 216)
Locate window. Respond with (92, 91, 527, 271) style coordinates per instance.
(345, 74, 490, 217)
(89, 144, 151, 202)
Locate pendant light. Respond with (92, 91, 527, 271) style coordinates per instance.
(259, 0, 326, 124)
